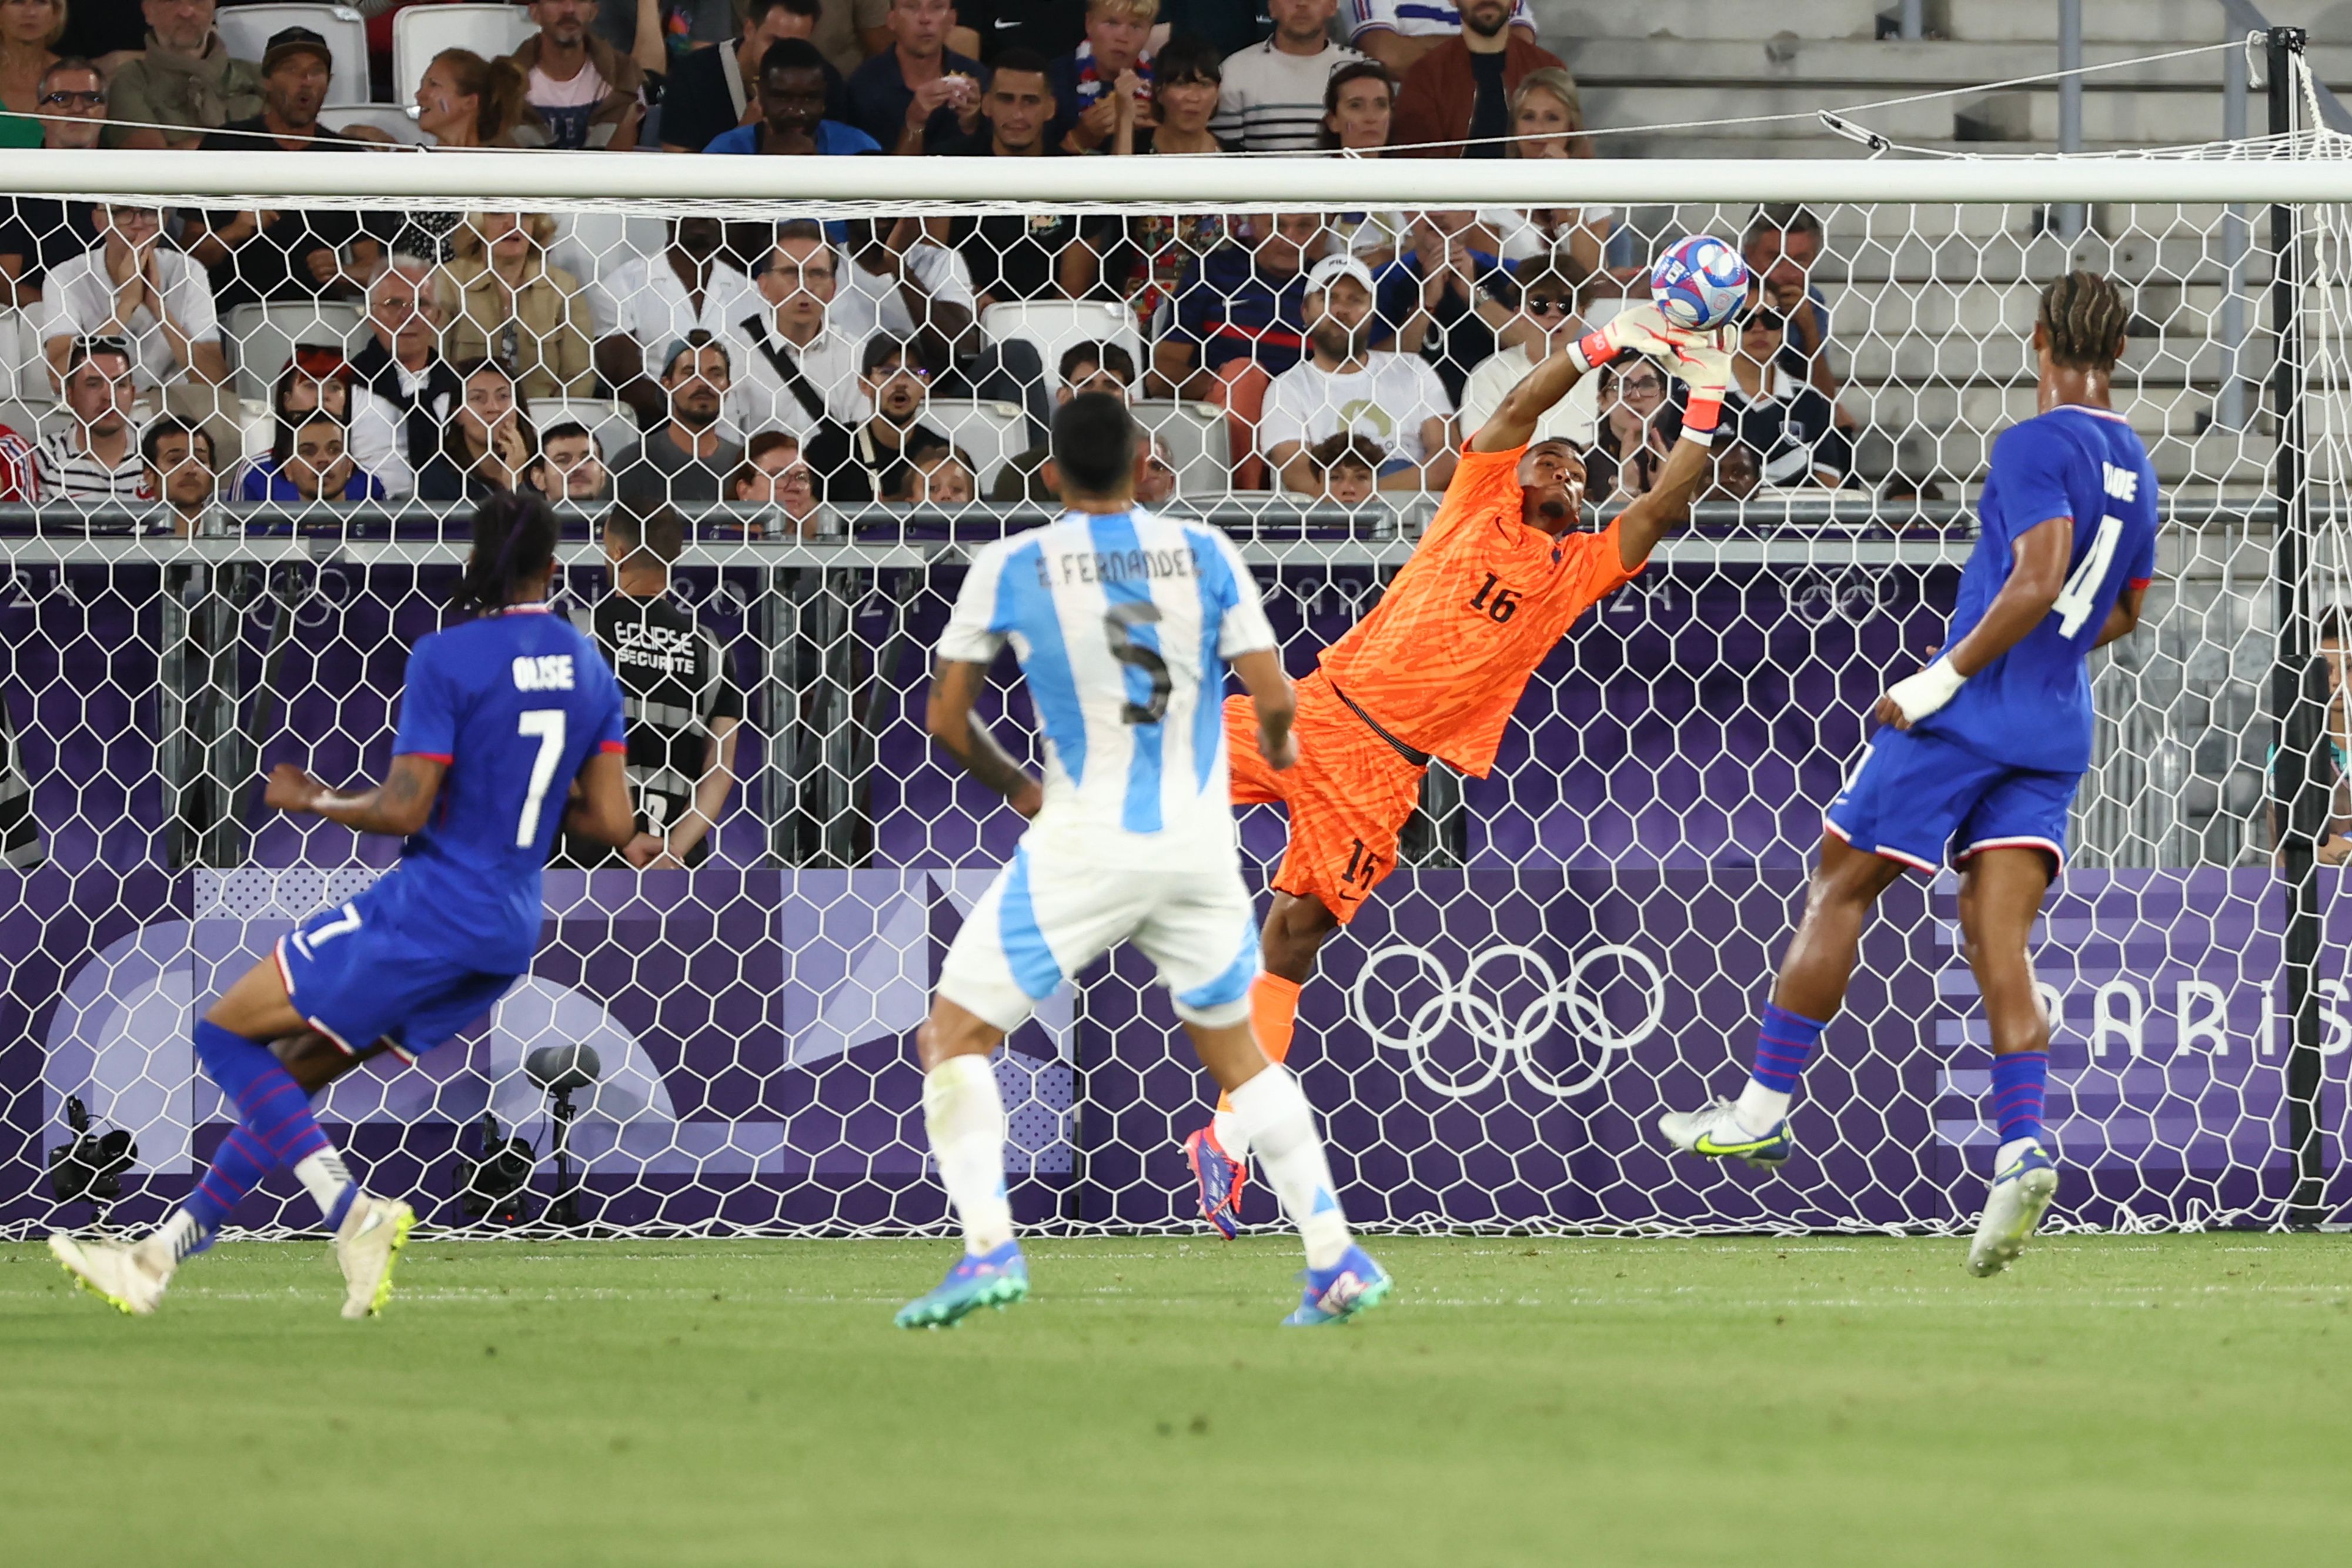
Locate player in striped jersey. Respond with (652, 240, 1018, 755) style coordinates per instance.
(899, 392, 1389, 1329)
(1659, 273, 2159, 1277)
(1183, 301, 1733, 1236)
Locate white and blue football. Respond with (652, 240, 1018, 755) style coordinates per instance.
(1649, 235, 1749, 330)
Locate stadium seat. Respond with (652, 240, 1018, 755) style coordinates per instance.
(320, 106, 429, 145)
(0, 308, 34, 401)
(548, 211, 669, 310)
(920, 399, 1028, 494)
(1131, 400, 1230, 498)
(215, 5, 372, 108)
(393, 4, 539, 116)
(238, 397, 276, 463)
(525, 398, 637, 472)
(979, 302, 1142, 393)
(225, 302, 373, 401)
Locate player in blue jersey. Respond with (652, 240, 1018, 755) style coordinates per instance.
(897, 392, 1390, 1329)
(1658, 273, 2158, 1275)
(52, 493, 638, 1319)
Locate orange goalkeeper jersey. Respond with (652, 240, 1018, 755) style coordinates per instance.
(1318, 442, 1641, 777)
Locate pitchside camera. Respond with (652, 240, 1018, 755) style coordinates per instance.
(47, 1095, 136, 1218)
(456, 1111, 536, 1226)
(526, 1044, 600, 1230)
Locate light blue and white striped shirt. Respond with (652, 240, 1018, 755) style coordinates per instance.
(939, 509, 1277, 869)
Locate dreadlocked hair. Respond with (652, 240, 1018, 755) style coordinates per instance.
(450, 489, 560, 618)
(2037, 270, 2130, 372)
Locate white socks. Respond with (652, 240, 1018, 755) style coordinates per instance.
(1211, 1107, 1248, 1165)
(924, 1054, 1013, 1255)
(1228, 1065, 1349, 1270)
(295, 1149, 356, 1225)
(138, 1209, 205, 1275)
(1734, 1079, 1792, 1134)
(1994, 1135, 2038, 1171)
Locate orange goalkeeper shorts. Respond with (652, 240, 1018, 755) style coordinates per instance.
(1225, 670, 1427, 925)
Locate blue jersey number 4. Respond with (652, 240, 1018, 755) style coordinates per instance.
(2050, 514, 2124, 638)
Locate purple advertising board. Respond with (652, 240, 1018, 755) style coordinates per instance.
(6, 865, 2346, 1236)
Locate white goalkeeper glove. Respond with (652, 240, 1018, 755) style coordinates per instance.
(1567, 305, 1734, 444)
(1879, 657, 1966, 727)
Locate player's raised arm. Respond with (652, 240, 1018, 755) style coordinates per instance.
(927, 658, 1044, 818)
(1613, 316, 1737, 571)
(1470, 302, 1689, 454)
(265, 755, 446, 837)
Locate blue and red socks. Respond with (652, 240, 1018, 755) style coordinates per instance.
(168, 1021, 359, 1253)
(1989, 1048, 2050, 1168)
(1733, 1003, 1828, 1132)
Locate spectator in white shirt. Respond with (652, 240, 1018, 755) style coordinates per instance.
(1456, 262, 1596, 449)
(1344, 0, 1534, 81)
(350, 259, 457, 500)
(1261, 254, 1455, 495)
(727, 222, 867, 438)
(1211, 0, 1364, 152)
(590, 214, 758, 428)
(38, 204, 228, 397)
(34, 338, 148, 504)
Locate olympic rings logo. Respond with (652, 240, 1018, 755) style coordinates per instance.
(1347, 942, 1667, 1100)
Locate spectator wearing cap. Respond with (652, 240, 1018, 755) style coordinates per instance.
(509, 0, 644, 150)
(1213, 0, 1365, 152)
(106, 0, 262, 150)
(191, 28, 387, 313)
(1347, 0, 1535, 82)
(0, 0, 63, 148)
(1154, 211, 1332, 487)
(726, 223, 866, 440)
(34, 338, 146, 503)
(657, 0, 846, 153)
(437, 210, 596, 402)
(238, 411, 385, 504)
(728, 430, 818, 536)
(616, 332, 743, 503)
(592, 215, 758, 430)
(846, 0, 983, 155)
(1261, 252, 1455, 494)
(140, 415, 218, 536)
(990, 340, 1134, 502)
(0, 58, 105, 304)
(1743, 203, 1845, 406)
(36, 203, 231, 450)
(799, 336, 948, 504)
(704, 38, 879, 153)
(1389, 0, 1563, 159)
(1456, 263, 1597, 449)
(1053, 0, 1153, 155)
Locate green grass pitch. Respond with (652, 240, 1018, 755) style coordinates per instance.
(6, 1233, 2351, 1566)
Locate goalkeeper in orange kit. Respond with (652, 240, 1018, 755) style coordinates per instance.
(1183, 301, 1735, 1235)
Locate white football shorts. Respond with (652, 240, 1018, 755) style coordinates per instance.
(938, 845, 1261, 1031)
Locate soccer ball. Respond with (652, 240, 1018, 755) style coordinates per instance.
(1649, 236, 1749, 330)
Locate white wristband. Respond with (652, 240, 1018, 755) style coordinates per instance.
(1885, 656, 1966, 723)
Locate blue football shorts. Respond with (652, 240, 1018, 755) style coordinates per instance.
(273, 888, 517, 1064)
(1824, 726, 2081, 877)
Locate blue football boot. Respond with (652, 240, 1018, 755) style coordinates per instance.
(1281, 1244, 1392, 1327)
(895, 1242, 1030, 1329)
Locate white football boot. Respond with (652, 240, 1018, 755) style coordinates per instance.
(1657, 1097, 1795, 1169)
(50, 1233, 171, 1316)
(1967, 1143, 2060, 1278)
(335, 1195, 416, 1319)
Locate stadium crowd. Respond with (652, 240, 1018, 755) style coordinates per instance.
(0, 0, 1860, 527)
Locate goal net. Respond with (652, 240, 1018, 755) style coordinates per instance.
(6, 103, 2351, 1239)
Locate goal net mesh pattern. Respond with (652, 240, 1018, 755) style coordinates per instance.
(5, 136, 2350, 1239)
